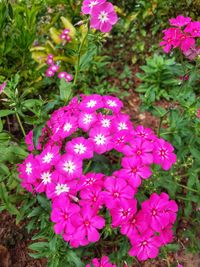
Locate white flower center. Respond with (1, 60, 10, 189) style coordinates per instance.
(107, 100, 117, 107)
(64, 122, 72, 132)
(41, 172, 52, 184)
(55, 183, 70, 195)
(42, 152, 54, 164)
(118, 122, 128, 131)
(98, 11, 108, 23)
(83, 114, 93, 124)
(74, 143, 86, 154)
(101, 119, 111, 128)
(87, 100, 97, 108)
(63, 160, 76, 174)
(94, 134, 106, 145)
(89, 0, 98, 8)
(84, 177, 96, 185)
(25, 162, 32, 175)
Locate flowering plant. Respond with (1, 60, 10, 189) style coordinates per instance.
(18, 94, 178, 263)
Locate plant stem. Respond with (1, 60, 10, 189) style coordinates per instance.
(73, 21, 89, 86)
(176, 182, 199, 193)
(16, 112, 26, 137)
(157, 110, 171, 137)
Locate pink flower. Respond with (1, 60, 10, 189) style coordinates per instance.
(65, 137, 94, 159)
(102, 95, 123, 113)
(51, 195, 80, 234)
(89, 126, 113, 154)
(58, 72, 73, 82)
(112, 130, 132, 152)
(90, 256, 116, 267)
(177, 264, 183, 267)
(37, 145, 60, 167)
(80, 186, 104, 209)
(178, 33, 195, 53)
(0, 81, 7, 93)
(134, 125, 156, 141)
(79, 94, 104, 112)
(45, 67, 55, 77)
(110, 199, 137, 227)
(153, 138, 176, 170)
(104, 176, 135, 209)
(112, 114, 133, 134)
(160, 28, 182, 53)
(71, 205, 105, 243)
(78, 172, 104, 190)
(155, 225, 174, 246)
(197, 109, 200, 118)
(81, 0, 106, 15)
(118, 157, 152, 188)
(78, 112, 97, 132)
(60, 114, 78, 139)
(56, 154, 82, 179)
(96, 114, 113, 130)
(169, 15, 191, 27)
(184, 21, 200, 37)
(90, 2, 118, 33)
(141, 193, 178, 231)
(129, 230, 160, 261)
(35, 169, 53, 193)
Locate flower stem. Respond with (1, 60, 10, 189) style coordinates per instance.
(16, 112, 26, 137)
(176, 182, 199, 193)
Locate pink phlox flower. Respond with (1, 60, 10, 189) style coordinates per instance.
(51, 195, 80, 234)
(80, 186, 104, 209)
(178, 33, 195, 53)
(183, 45, 200, 60)
(169, 15, 191, 27)
(90, 2, 118, 33)
(96, 113, 113, 130)
(63, 232, 89, 248)
(63, 96, 80, 116)
(112, 114, 133, 134)
(89, 126, 113, 154)
(184, 21, 200, 37)
(71, 205, 105, 243)
(120, 211, 148, 239)
(141, 193, 177, 231)
(91, 256, 117, 267)
(79, 94, 104, 112)
(78, 112, 97, 132)
(45, 67, 55, 77)
(37, 145, 60, 167)
(18, 154, 39, 184)
(160, 28, 182, 53)
(46, 171, 78, 199)
(118, 157, 152, 188)
(123, 138, 153, 165)
(0, 81, 7, 94)
(153, 138, 176, 170)
(112, 130, 132, 152)
(49, 64, 59, 73)
(35, 167, 53, 193)
(65, 137, 94, 159)
(79, 172, 104, 190)
(81, 0, 106, 15)
(177, 264, 184, 267)
(129, 229, 160, 261)
(60, 114, 78, 139)
(25, 130, 42, 151)
(134, 125, 155, 141)
(102, 95, 123, 113)
(155, 225, 174, 246)
(56, 153, 82, 179)
(110, 199, 137, 228)
(58, 71, 73, 82)
(103, 176, 135, 209)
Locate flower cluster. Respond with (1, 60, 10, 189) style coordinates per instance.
(160, 15, 200, 59)
(59, 28, 71, 43)
(18, 94, 178, 261)
(45, 53, 73, 82)
(81, 0, 118, 33)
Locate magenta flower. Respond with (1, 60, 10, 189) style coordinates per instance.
(35, 169, 53, 193)
(104, 176, 135, 209)
(169, 15, 191, 27)
(118, 157, 152, 188)
(134, 125, 156, 141)
(177, 264, 183, 267)
(71, 205, 105, 243)
(78, 112, 97, 132)
(112, 130, 132, 153)
(178, 33, 195, 53)
(110, 199, 137, 227)
(88, 256, 117, 267)
(102, 95, 123, 113)
(79, 94, 104, 112)
(129, 230, 160, 261)
(96, 114, 113, 130)
(51, 195, 80, 234)
(45, 67, 55, 77)
(89, 126, 113, 154)
(160, 28, 182, 53)
(81, 0, 106, 15)
(37, 145, 60, 167)
(65, 137, 94, 159)
(184, 21, 200, 37)
(141, 193, 178, 231)
(197, 109, 200, 119)
(79, 172, 104, 190)
(60, 114, 78, 139)
(112, 114, 133, 133)
(56, 154, 82, 179)
(155, 225, 173, 246)
(80, 186, 104, 209)
(0, 81, 7, 94)
(153, 138, 176, 170)
(90, 2, 118, 33)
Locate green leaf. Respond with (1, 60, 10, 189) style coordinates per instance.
(0, 110, 15, 117)
(29, 242, 49, 252)
(33, 123, 45, 149)
(37, 194, 51, 212)
(67, 250, 84, 267)
(59, 78, 72, 101)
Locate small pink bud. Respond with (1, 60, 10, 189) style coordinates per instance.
(0, 81, 7, 93)
(48, 54, 54, 59)
(58, 71, 68, 79)
(62, 29, 70, 35)
(50, 65, 59, 72)
(46, 58, 54, 65)
(65, 73, 73, 82)
(45, 68, 55, 77)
